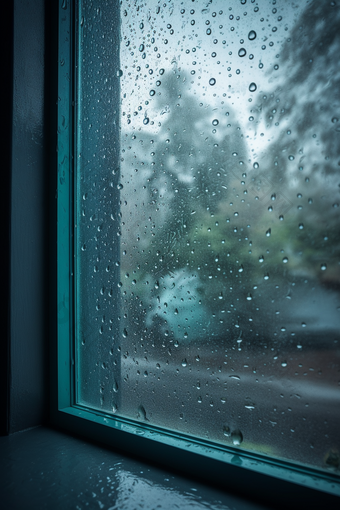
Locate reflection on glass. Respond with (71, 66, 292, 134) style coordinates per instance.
(76, 0, 340, 474)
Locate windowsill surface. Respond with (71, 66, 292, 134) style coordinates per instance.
(0, 426, 268, 510)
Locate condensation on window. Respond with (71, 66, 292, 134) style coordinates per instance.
(76, 0, 340, 474)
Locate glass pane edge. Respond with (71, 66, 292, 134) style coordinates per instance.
(56, 405, 340, 499)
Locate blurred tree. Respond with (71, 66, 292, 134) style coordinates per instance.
(120, 67, 249, 344)
(120, 1, 340, 346)
(250, 0, 340, 285)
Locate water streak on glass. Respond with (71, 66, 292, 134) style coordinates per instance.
(76, 0, 340, 474)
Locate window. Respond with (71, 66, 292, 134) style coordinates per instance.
(54, 0, 340, 504)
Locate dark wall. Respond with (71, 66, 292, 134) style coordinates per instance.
(0, 1, 13, 436)
(4, 0, 49, 434)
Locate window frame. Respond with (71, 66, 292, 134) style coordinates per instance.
(50, 2, 340, 507)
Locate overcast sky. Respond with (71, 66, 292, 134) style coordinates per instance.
(120, 0, 308, 154)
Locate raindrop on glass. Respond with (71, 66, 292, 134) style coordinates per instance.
(231, 429, 243, 446)
(223, 426, 231, 437)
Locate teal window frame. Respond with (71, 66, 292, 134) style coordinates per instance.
(51, 2, 340, 507)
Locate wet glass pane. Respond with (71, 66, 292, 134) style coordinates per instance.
(76, 0, 340, 474)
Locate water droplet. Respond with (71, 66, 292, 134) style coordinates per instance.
(249, 82, 257, 92)
(61, 0, 67, 9)
(248, 30, 256, 40)
(298, 223, 304, 229)
(332, 117, 338, 123)
(253, 162, 259, 169)
(143, 117, 150, 125)
(137, 405, 148, 421)
(231, 429, 243, 446)
(223, 426, 231, 437)
(281, 361, 287, 367)
(259, 255, 264, 263)
(139, 44, 145, 52)
(122, 328, 128, 338)
(150, 89, 155, 96)
(246, 294, 252, 301)
(238, 48, 247, 57)
(282, 257, 288, 263)
(321, 264, 327, 271)
(117, 69, 123, 77)
(212, 119, 219, 126)
(266, 228, 271, 237)
(209, 78, 216, 86)
(181, 359, 187, 367)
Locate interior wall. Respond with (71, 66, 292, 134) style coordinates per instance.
(8, 0, 48, 433)
(0, 0, 13, 436)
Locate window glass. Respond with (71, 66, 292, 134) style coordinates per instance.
(76, 0, 340, 474)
